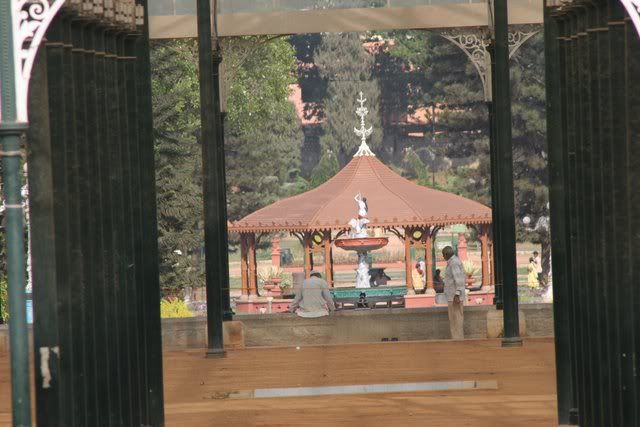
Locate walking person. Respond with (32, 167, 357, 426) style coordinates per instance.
(442, 246, 466, 340)
(527, 257, 540, 288)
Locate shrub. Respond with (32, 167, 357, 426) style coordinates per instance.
(160, 298, 193, 318)
(0, 278, 7, 323)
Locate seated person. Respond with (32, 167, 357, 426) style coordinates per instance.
(370, 269, 391, 287)
(413, 259, 426, 292)
(289, 271, 336, 318)
(433, 269, 444, 293)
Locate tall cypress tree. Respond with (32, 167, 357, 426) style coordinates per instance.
(315, 32, 382, 165)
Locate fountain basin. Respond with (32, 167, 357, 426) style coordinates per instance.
(330, 286, 406, 299)
(334, 237, 389, 252)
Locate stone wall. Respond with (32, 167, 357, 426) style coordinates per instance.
(0, 304, 554, 354)
(158, 303, 553, 349)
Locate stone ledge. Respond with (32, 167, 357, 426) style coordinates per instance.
(0, 304, 554, 353)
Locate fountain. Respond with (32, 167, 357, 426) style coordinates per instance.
(334, 193, 388, 288)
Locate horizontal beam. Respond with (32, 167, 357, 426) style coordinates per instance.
(149, 0, 543, 39)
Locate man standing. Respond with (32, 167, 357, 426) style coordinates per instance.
(533, 250, 543, 284)
(289, 271, 336, 318)
(442, 246, 466, 340)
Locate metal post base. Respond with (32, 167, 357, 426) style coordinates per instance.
(568, 408, 579, 425)
(206, 349, 227, 359)
(501, 337, 523, 347)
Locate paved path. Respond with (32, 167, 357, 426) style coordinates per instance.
(0, 338, 557, 425)
(163, 338, 557, 426)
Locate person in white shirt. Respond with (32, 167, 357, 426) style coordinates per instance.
(442, 246, 466, 340)
(533, 251, 543, 283)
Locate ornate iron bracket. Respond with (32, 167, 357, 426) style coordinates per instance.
(8, 0, 66, 123)
(440, 27, 540, 102)
(2, 0, 145, 124)
(621, 0, 640, 37)
(440, 31, 492, 101)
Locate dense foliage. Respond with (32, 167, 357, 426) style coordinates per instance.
(151, 37, 303, 295)
(151, 40, 204, 296)
(221, 37, 305, 221)
(387, 30, 549, 270)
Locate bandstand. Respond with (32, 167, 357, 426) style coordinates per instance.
(229, 133, 493, 299)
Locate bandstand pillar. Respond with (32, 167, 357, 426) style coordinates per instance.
(323, 230, 334, 286)
(489, 237, 495, 285)
(424, 230, 434, 294)
(480, 225, 490, 287)
(248, 233, 258, 295)
(403, 228, 414, 293)
(240, 234, 249, 296)
(303, 232, 314, 278)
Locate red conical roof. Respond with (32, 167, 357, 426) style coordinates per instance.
(229, 154, 491, 233)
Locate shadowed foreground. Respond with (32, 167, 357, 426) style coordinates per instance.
(0, 338, 557, 426)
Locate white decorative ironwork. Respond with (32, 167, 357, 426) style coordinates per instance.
(441, 32, 492, 101)
(441, 27, 541, 102)
(353, 91, 375, 157)
(10, 0, 66, 123)
(507, 30, 540, 60)
(621, 0, 640, 38)
(2, 0, 145, 123)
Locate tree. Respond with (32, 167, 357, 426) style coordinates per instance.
(315, 32, 382, 165)
(387, 30, 491, 204)
(389, 29, 550, 279)
(310, 150, 340, 188)
(221, 36, 306, 221)
(510, 33, 551, 282)
(150, 40, 204, 296)
(150, 36, 305, 295)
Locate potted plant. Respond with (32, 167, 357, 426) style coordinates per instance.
(279, 272, 293, 294)
(463, 261, 479, 285)
(259, 267, 286, 296)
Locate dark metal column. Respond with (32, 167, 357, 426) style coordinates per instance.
(136, 1, 166, 422)
(197, 0, 227, 357)
(27, 45, 61, 427)
(625, 9, 640, 424)
(47, 17, 76, 424)
(492, 0, 521, 346)
(0, 0, 31, 423)
(543, 4, 575, 424)
(608, 1, 638, 423)
(219, 109, 233, 321)
(486, 40, 503, 308)
(596, 4, 620, 425)
(25, 3, 164, 424)
(125, 33, 147, 422)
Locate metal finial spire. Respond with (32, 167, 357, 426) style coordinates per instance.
(353, 91, 375, 157)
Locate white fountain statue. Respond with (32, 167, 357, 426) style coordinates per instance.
(348, 193, 369, 238)
(348, 193, 372, 288)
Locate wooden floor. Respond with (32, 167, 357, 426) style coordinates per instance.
(1, 338, 558, 426)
